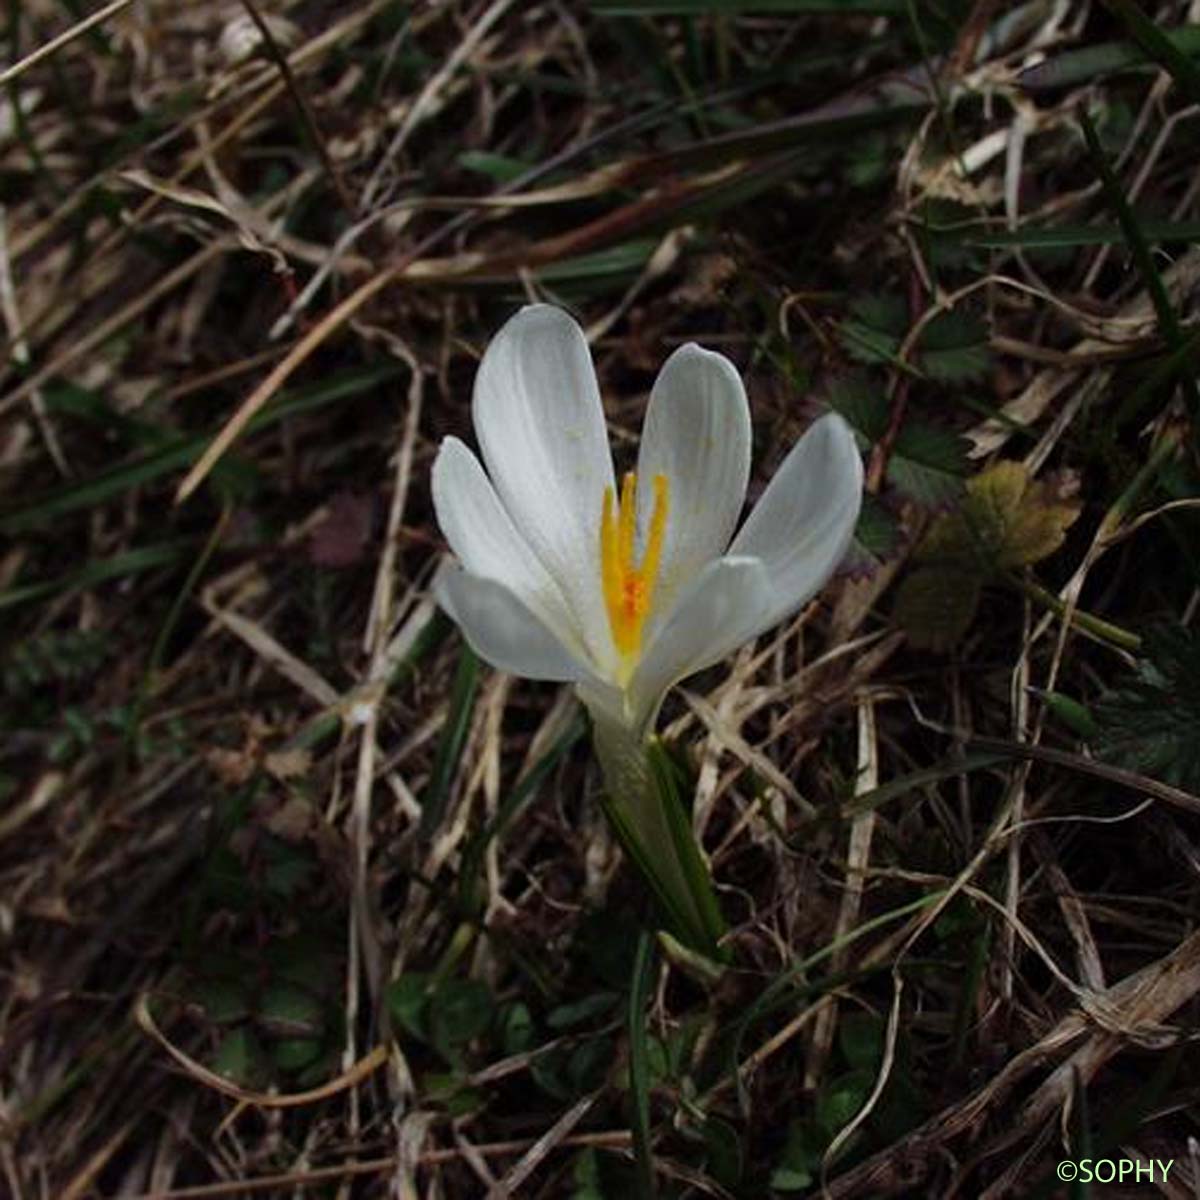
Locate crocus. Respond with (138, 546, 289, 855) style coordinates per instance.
(432, 304, 863, 736)
(431, 304, 862, 952)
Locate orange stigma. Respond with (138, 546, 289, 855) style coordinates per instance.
(599, 470, 668, 675)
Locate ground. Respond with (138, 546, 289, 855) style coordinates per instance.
(3, 2, 1200, 1197)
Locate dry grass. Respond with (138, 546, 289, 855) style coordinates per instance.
(3, 1, 1200, 1197)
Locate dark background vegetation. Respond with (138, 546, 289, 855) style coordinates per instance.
(4, 1, 1200, 1196)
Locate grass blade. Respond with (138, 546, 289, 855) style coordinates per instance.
(1101, 0, 1200, 106)
(627, 930, 657, 1200)
(418, 646, 480, 840)
(0, 539, 192, 612)
(1079, 109, 1200, 426)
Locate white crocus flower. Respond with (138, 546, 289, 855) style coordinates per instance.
(432, 304, 862, 953)
(432, 304, 863, 739)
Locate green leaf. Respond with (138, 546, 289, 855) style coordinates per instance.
(647, 738, 729, 959)
(886, 421, 969, 508)
(770, 1121, 820, 1192)
(547, 991, 620, 1031)
(1031, 689, 1101, 740)
(211, 1027, 270, 1089)
(842, 494, 904, 578)
(567, 1038, 613, 1091)
(826, 372, 888, 443)
(531, 1044, 572, 1100)
(499, 1002, 536, 1055)
(457, 150, 534, 183)
(271, 1037, 324, 1072)
(532, 239, 658, 284)
(825, 372, 970, 507)
(423, 1071, 487, 1116)
(917, 310, 990, 383)
(430, 978, 494, 1051)
(1093, 624, 1200, 791)
(915, 461, 1080, 572)
(838, 293, 906, 366)
(385, 973, 433, 1043)
(262, 840, 315, 900)
(257, 982, 325, 1039)
(816, 1068, 874, 1136)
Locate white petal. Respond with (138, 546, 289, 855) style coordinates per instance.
(431, 437, 583, 656)
(472, 305, 614, 660)
(635, 343, 751, 624)
(629, 556, 774, 729)
(435, 563, 596, 683)
(728, 412, 862, 630)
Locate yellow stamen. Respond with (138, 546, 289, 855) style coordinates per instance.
(599, 470, 669, 675)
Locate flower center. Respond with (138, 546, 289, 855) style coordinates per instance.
(600, 470, 669, 679)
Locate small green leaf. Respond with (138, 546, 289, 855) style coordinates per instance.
(386, 973, 433, 1042)
(912, 460, 1080, 579)
(211, 1027, 270, 1089)
(886, 421, 970, 508)
(567, 1037, 613, 1092)
(839, 293, 906, 366)
(547, 991, 620, 1031)
(816, 1069, 874, 1136)
(271, 1037, 324, 1072)
(499, 1001, 536, 1055)
(842, 494, 904, 578)
(423, 1071, 486, 1116)
(770, 1166, 814, 1192)
(1093, 624, 1200, 790)
(770, 1120, 819, 1192)
(917, 310, 991, 383)
(531, 1044, 572, 1100)
(1032, 689, 1100, 739)
(257, 982, 325, 1039)
(457, 150, 534, 183)
(430, 978, 493, 1050)
(826, 372, 888, 443)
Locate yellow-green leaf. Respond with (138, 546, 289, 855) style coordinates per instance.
(916, 461, 1080, 572)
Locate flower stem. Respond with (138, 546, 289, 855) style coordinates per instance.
(588, 706, 727, 959)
